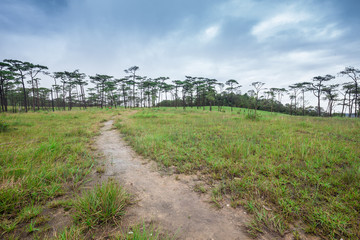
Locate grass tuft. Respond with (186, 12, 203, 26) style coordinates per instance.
(193, 183, 207, 193)
(117, 223, 174, 240)
(25, 219, 39, 233)
(18, 205, 42, 221)
(0, 121, 9, 132)
(55, 225, 85, 240)
(72, 180, 130, 228)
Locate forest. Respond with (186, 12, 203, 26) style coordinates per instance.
(1, 59, 359, 117)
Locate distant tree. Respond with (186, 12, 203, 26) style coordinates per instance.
(87, 87, 97, 106)
(297, 82, 311, 116)
(117, 78, 129, 108)
(309, 75, 335, 117)
(339, 67, 360, 117)
(264, 89, 275, 113)
(72, 70, 87, 109)
(104, 78, 117, 107)
(157, 77, 169, 106)
(288, 84, 302, 115)
(136, 76, 146, 107)
(37, 87, 51, 110)
(26, 62, 48, 111)
(205, 78, 218, 111)
(339, 82, 355, 117)
(289, 82, 311, 115)
(64, 71, 77, 110)
(163, 82, 173, 102)
(152, 77, 161, 107)
(216, 82, 225, 111)
(142, 78, 153, 108)
(53, 71, 71, 110)
(246, 89, 256, 114)
(150, 78, 160, 107)
(173, 80, 183, 109)
(4, 59, 30, 112)
(184, 76, 195, 108)
(90, 74, 113, 108)
(0, 62, 15, 112)
(194, 78, 205, 109)
(251, 81, 265, 116)
(323, 84, 339, 117)
(225, 79, 241, 112)
(271, 88, 287, 104)
(124, 66, 139, 108)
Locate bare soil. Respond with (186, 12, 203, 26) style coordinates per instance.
(96, 120, 253, 240)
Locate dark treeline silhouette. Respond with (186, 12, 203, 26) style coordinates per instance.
(1, 59, 359, 117)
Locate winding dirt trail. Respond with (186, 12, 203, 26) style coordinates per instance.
(96, 120, 251, 240)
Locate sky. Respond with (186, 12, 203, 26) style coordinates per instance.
(1, 0, 360, 107)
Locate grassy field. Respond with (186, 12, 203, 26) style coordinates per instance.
(0, 108, 171, 240)
(115, 107, 360, 239)
(0, 109, 115, 238)
(1, 107, 359, 239)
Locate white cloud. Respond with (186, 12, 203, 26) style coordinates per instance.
(199, 24, 221, 42)
(250, 5, 344, 43)
(251, 11, 310, 41)
(270, 50, 330, 66)
(306, 23, 344, 41)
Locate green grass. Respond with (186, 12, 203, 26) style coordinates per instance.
(0, 108, 115, 237)
(55, 222, 171, 240)
(72, 180, 130, 228)
(116, 222, 176, 240)
(115, 107, 360, 239)
(0, 107, 173, 239)
(2, 106, 358, 239)
(193, 183, 207, 193)
(55, 225, 85, 240)
(18, 205, 43, 221)
(0, 120, 9, 132)
(25, 219, 40, 233)
(117, 223, 163, 240)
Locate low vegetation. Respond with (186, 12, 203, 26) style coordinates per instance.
(2, 106, 359, 239)
(0, 108, 172, 239)
(0, 109, 113, 238)
(73, 180, 130, 228)
(116, 107, 360, 239)
(117, 223, 172, 240)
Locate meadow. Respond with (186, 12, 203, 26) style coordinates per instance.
(0, 108, 170, 239)
(1, 107, 359, 239)
(115, 107, 360, 239)
(0, 109, 113, 238)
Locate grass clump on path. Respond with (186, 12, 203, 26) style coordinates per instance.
(115, 107, 360, 239)
(73, 180, 130, 228)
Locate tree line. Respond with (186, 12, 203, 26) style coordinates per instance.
(0, 59, 359, 117)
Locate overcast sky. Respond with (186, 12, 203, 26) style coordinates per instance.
(1, 0, 360, 106)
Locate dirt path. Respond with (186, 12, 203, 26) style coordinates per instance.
(96, 120, 251, 240)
